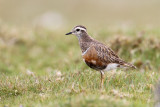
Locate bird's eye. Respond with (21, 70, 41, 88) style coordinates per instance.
(76, 29, 80, 31)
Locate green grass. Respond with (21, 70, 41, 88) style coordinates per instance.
(0, 26, 160, 107)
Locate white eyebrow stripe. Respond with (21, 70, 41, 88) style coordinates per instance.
(75, 27, 86, 31)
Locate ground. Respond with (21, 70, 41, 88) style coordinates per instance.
(0, 25, 160, 107)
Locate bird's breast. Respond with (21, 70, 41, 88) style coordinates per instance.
(82, 46, 107, 70)
(84, 59, 106, 71)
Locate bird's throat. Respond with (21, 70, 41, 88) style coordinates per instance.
(77, 33, 93, 53)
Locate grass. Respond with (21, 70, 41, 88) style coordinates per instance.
(0, 25, 160, 107)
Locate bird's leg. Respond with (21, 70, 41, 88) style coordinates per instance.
(100, 71, 105, 89)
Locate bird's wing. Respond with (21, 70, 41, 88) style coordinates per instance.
(93, 44, 136, 68)
(82, 44, 136, 69)
(91, 44, 122, 64)
(82, 44, 122, 66)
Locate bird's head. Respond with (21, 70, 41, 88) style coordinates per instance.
(65, 25, 87, 37)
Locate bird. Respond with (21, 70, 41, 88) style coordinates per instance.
(65, 25, 136, 88)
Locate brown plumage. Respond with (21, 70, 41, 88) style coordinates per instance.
(66, 25, 136, 88)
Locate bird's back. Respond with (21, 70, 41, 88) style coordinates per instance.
(82, 37, 136, 71)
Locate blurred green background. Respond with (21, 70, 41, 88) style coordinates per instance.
(0, 0, 160, 28)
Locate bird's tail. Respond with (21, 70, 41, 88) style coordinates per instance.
(123, 62, 137, 69)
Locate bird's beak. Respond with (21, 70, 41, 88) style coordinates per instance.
(65, 32, 72, 35)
